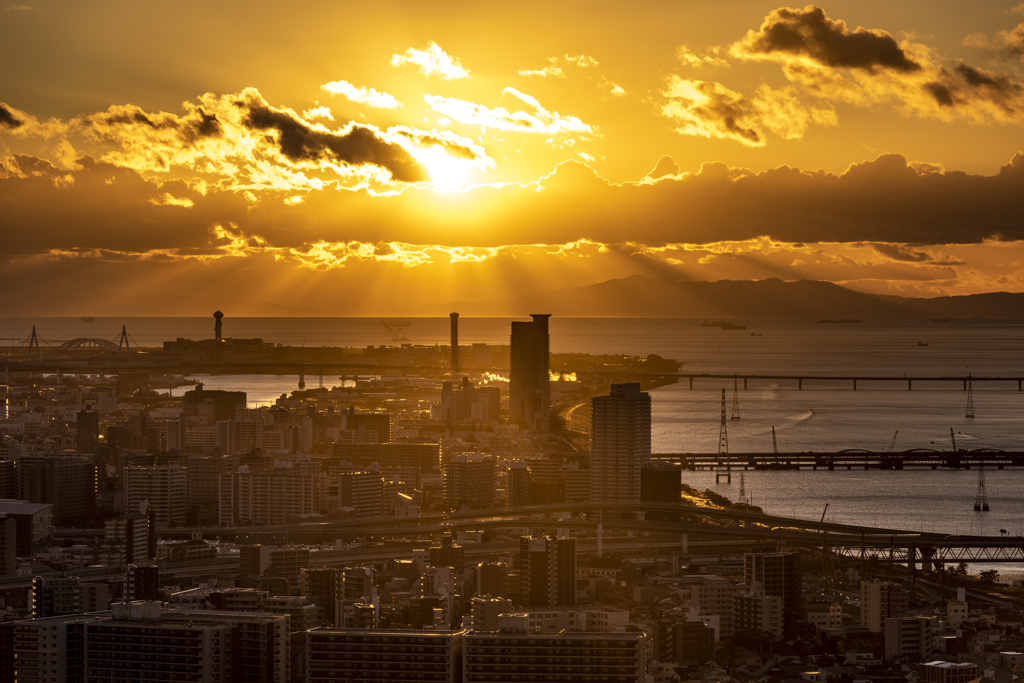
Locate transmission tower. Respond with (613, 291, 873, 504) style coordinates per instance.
(974, 464, 990, 511)
(319, 368, 324, 389)
(731, 375, 740, 420)
(716, 388, 731, 483)
(738, 471, 746, 506)
(966, 373, 975, 418)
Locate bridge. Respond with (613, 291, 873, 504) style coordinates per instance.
(653, 450, 1024, 470)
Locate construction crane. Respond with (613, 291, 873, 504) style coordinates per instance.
(380, 320, 409, 342)
(950, 427, 957, 453)
(887, 430, 899, 453)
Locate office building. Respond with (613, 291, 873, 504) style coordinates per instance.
(683, 575, 740, 639)
(591, 383, 651, 504)
(437, 377, 501, 423)
(520, 535, 576, 608)
(463, 616, 646, 683)
(123, 464, 187, 528)
(445, 455, 497, 508)
(509, 314, 551, 431)
(345, 408, 392, 443)
(861, 579, 909, 634)
(305, 628, 463, 683)
(76, 406, 100, 454)
(471, 596, 512, 631)
(744, 552, 802, 639)
(673, 620, 716, 665)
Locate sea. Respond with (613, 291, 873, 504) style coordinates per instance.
(5, 316, 1024, 577)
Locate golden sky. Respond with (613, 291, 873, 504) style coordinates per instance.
(3, 0, 1024, 315)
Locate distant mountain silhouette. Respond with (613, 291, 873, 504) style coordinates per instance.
(434, 276, 1024, 318)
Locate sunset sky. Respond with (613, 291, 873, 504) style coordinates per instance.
(3, 0, 1024, 315)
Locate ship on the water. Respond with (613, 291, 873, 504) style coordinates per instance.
(80, 316, 95, 322)
(816, 318, 862, 324)
(701, 320, 747, 330)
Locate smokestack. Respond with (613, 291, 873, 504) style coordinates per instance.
(450, 312, 460, 373)
(214, 310, 224, 341)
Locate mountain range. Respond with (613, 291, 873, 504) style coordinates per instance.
(432, 276, 1024, 319)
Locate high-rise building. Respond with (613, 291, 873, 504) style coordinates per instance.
(450, 312, 460, 373)
(445, 455, 497, 508)
(507, 461, 532, 508)
(520, 535, 576, 608)
(18, 456, 96, 525)
(885, 616, 937, 660)
(337, 469, 384, 520)
(219, 463, 324, 526)
(76, 406, 100, 454)
(591, 383, 651, 504)
(509, 314, 551, 431)
(734, 582, 783, 639)
(0, 516, 15, 576)
(104, 512, 150, 564)
(345, 409, 392, 443)
(124, 464, 187, 528)
(470, 596, 512, 631)
(239, 545, 310, 592)
(301, 567, 342, 626)
(744, 552, 802, 639)
(860, 579, 909, 634)
(475, 561, 508, 599)
(429, 532, 465, 572)
(125, 564, 160, 602)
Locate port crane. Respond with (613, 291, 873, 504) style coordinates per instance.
(887, 430, 898, 453)
(380, 321, 409, 342)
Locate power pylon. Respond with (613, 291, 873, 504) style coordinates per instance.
(716, 388, 731, 483)
(731, 375, 740, 420)
(974, 464, 989, 511)
(966, 373, 975, 418)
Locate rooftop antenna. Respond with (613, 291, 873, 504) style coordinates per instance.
(731, 375, 740, 420)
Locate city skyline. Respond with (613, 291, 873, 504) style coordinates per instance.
(3, 2, 1024, 315)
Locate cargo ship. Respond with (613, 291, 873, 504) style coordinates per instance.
(816, 318, 862, 324)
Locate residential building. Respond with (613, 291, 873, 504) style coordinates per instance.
(591, 383, 651, 504)
(305, 628, 463, 683)
(123, 464, 187, 528)
(445, 455, 497, 508)
(885, 616, 937, 661)
(920, 661, 979, 683)
(744, 552, 802, 639)
(860, 580, 909, 634)
(509, 314, 551, 431)
(520, 535, 576, 608)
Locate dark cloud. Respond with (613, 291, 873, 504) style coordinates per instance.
(244, 103, 427, 183)
(867, 243, 966, 265)
(0, 103, 24, 129)
(733, 5, 921, 73)
(82, 104, 222, 146)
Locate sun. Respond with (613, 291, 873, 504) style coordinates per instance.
(413, 145, 473, 189)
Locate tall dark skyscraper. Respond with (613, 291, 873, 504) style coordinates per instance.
(76, 406, 99, 455)
(450, 311, 460, 373)
(519, 535, 576, 608)
(591, 383, 652, 504)
(509, 314, 550, 431)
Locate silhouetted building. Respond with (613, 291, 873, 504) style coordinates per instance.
(301, 567, 342, 627)
(591, 383, 651, 504)
(444, 455, 496, 508)
(520, 535, 576, 608)
(337, 468, 384, 520)
(32, 574, 80, 618)
(450, 312, 460, 373)
(104, 513, 150, 564)
(124, 464, 187, 528)
(429, 532, 465, 572)
(509, 314, 551, 431)
(18, 456, 96, 525)
(507, 461, 532, 508)
(76, 405, 100, 454)
(125, 564, 160, 602)
(744, 552, 802, 639)
(475, 561, 508, 599)
(0, 516, 14, 576)
(183, 383, 247, 422)
(305, 628, 462, 683)
(346, 408, 392, 443)
(437, 377, 501, 422)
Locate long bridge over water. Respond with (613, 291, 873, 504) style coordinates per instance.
(653, 450, 1024, 470)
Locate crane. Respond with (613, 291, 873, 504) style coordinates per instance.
(380, 320, 409, 342)
(950, 427, 957, 453)
(887, 430, 898, 453)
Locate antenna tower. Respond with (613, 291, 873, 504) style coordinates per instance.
(738, 471, 746, 506)
(731, 375, 740, 420)
(974, 464, 990, 511)
(716, 388, 731, 483)
(966, 373, 975, 418)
